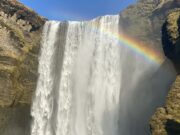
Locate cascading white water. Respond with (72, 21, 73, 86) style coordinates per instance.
(31, 15, 176, 135)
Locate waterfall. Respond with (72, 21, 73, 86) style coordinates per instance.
(31, 15, 176, 135)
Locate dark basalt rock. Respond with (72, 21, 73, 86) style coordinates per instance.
(166, 119, 180, 135)
(162, 9, 180, 73)
(150, 8, 180, 135)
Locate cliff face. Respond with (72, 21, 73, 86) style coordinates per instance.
(120, 0, 180, 134)
(151, 76, 180, 135)
(119, 0, 178, 56)
(150, 10, 180, 135)
(0, 0, 179, 134)
(0, 0, 45, 134)
(162, 9, 180, 72)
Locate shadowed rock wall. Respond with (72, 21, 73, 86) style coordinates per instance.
(150, 8, 180, 135)
(120, 0, 180, 134)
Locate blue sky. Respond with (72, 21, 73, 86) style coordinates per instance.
(19, 0, 136, 21)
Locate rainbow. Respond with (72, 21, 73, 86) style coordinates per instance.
(110, 32, 164, 64)
(92, 22, 165, 65)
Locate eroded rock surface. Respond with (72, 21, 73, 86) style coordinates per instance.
(150, 9, 180, 135)
(151, 76, 180, 135)
(119, 0, 178, 58)
(0, 0, 45, 134)
(162, 9, 180, 72)
(120, 1, 180, 134)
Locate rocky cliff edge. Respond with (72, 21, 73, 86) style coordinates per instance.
(150, 9, 180, 135)
(0, 0, 45, 107)
(0, 0, 45, 134)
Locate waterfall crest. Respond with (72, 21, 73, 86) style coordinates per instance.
(31, 15, 176, 135)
